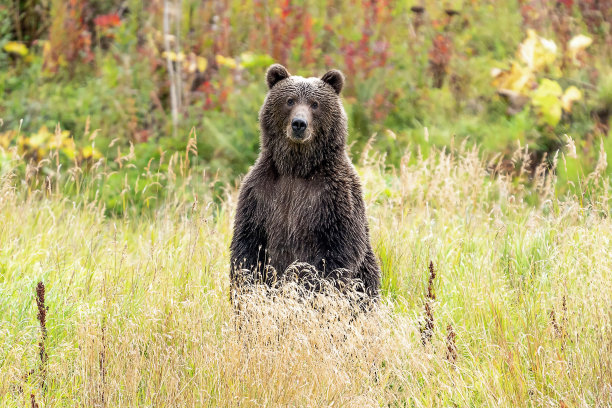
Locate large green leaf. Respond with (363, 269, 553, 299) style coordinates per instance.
(531, 79, 563, 127)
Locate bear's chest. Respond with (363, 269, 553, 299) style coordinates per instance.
(257, 176, 326, 268)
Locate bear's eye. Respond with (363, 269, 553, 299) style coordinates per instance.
(311, 101, 319, 109)
(287, 98, 295, 107)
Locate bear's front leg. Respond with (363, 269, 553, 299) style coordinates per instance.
(229, 187, 267, 290)
(313, 192, 368, 282)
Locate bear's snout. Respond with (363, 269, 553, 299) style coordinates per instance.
(287, 106, 312, 143)
(291, 118, 308, 134)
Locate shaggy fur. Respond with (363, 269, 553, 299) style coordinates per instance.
(230, 64, 381, 298)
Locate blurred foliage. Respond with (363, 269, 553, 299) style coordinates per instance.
(0, 0, 611, 213)
(0, 124, 103, 162)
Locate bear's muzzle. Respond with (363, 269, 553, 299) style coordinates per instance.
(287, 105, 312, 143)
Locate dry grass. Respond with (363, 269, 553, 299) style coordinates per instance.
(0, 140, 611, 407)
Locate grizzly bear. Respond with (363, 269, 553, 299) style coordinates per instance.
(230, 64, 381, 299)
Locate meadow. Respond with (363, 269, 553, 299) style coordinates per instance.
(0, 138, 610, 407)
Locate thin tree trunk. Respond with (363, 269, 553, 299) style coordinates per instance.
(174, 0, 183, 113)
(13, 0, 23, 41)
(163, 0, 178, 137)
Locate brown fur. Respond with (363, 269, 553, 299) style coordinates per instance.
(230, 64, 381, 299)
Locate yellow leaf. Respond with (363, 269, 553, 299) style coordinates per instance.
(3, 41, 28, 56)
(561, 86, 582, 112)
(18, 136, 29, 150)
(216, 55, 237, 69)
(568, 34, 592, 62)
(490, 68, 502, 78)
(518, 29, 557, 72)
(62, 144, 77, 160)
(82, 146, 102, 159)
(162, 51, 184, 62)
(29, 126, 53, 148)
(196, 56, 207, 73)
(491, 62, 535, 95)
(0, 130, 17, 148)
(531, 79, 563, 126)
(186, 55, 197, 73)
(48, 129, 71, 150)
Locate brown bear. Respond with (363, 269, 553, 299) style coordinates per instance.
(230, 64, 381, 299)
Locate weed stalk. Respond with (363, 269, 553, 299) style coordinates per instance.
(420, 261, 436, 345)
(35, 281, 48, 391)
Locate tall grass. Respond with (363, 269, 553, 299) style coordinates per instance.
(0, 136, 610, 407)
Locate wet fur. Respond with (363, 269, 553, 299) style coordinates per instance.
(230, 65, 381, 298)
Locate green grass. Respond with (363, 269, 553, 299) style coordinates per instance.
(0, 143, 610, 407)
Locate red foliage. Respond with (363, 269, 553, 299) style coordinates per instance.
(44, 0, 93, 73)
(265, 0, 317, 67)
(269, 0, 293, 64)
(302, 14, 315, 66)
(339, 0, 390, 81)
(196, 80, 230, 111)
(428, 34, 452, 88)
(94, 13, 121, 29)
(578, 0, 612, 43)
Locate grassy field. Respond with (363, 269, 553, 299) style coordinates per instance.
(0, 142, 611, 407)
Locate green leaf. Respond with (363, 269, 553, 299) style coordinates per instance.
(531, 79, 563, 126)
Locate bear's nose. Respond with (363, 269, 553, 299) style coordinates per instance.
(291, 118, 308, 133)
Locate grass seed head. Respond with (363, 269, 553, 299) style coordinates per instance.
(446, 323, 457, 363)
(427, 260, 436, 300)
(30, 393, 40, 408)
(420, 261, 437, 345)
(35, 281, 47, 341)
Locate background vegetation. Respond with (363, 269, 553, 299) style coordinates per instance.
(1, 0, 611, 213)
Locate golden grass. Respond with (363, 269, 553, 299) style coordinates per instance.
(0, 140, 611, 407)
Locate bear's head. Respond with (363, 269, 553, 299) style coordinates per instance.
(259, 64, 348, 177)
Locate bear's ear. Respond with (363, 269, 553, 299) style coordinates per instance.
(266, 64, 290, 89)
(320, 69, 344, 95)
